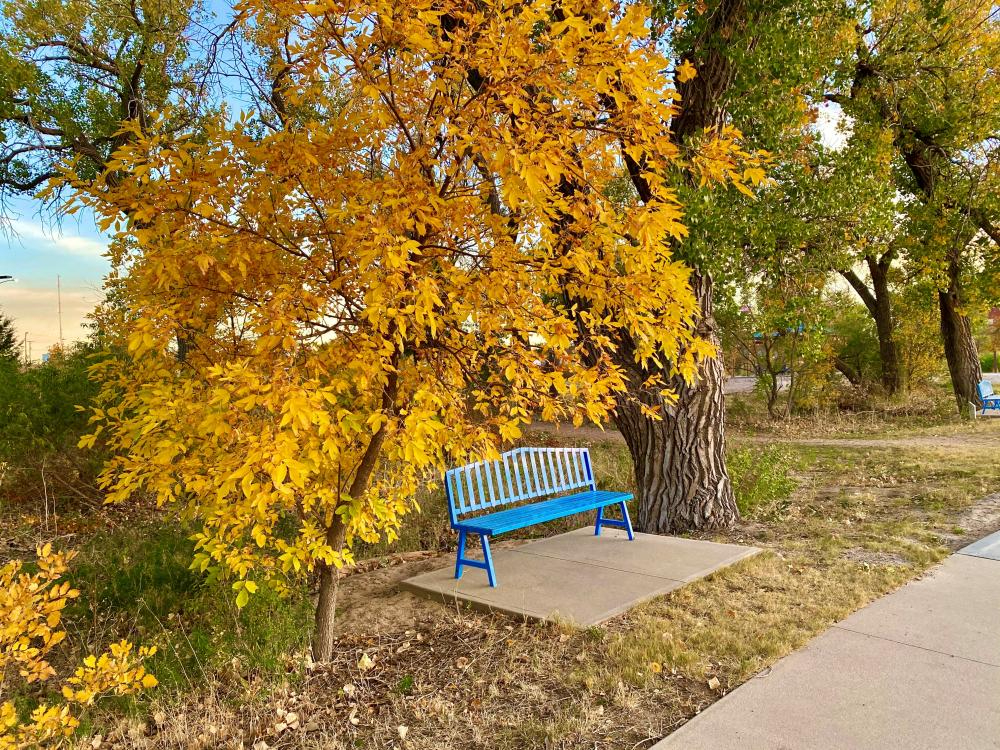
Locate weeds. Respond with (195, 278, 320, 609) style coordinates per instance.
(66, 523, 312, 695)
(728, 445, 797, 518)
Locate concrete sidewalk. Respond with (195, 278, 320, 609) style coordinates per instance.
(653, 532, 1000, 750)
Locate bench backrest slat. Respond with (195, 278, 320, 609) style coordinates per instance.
(445, 446, 597, 523)
(978, 380, 995, 400)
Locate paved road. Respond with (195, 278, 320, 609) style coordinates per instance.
(653, 532, 1000, 749)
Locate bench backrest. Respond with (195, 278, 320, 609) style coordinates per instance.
(978, 380, 995, 400)
(445, 447, 595, 525)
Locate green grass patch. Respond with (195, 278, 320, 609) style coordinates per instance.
(67, 522, 313, 695)
(728, 445, 798, 518)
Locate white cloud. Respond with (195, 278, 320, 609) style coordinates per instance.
(0, 283, 101, 360)
(5, 219, 108, 259)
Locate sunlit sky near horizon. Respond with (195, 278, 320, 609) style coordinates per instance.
(0, 103, 851, 361)
(1, 193, 111, 359)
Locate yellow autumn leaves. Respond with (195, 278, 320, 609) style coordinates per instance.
(1, 545, 77, 686)
(64, 0, 763, 621)
(0, 546, 156, 749)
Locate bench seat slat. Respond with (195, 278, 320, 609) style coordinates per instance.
(453, 490, 632, 535)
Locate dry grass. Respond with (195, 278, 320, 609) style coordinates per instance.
(75, 423, 1000, 749)
(724, 385, 1000, 440)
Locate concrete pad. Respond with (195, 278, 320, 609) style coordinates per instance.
(653, 627, 1000, 750)
(514, 527, 758, 582)
(960, 529, 1000, 561)
(401, 528, 759, 626)
(837, 554, 1000, 666)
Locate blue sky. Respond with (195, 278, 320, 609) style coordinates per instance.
(0, 194, 110, 359)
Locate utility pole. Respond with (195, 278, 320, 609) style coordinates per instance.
(22, 332, 28, 367)
(57, 275, 64, 349)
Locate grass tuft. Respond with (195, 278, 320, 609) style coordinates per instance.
(728, 445, 798, 518)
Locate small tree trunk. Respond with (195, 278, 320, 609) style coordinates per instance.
(767, 372, 780, 420)
(760, 338, 781, 419)
(867, 258, 901, 394)
(310, 368, 397, 662)
(840, 255, 901, 394)
(939, 263, 982, 413)
(311, 516, 347, 662)
(612, 273, 739, 533)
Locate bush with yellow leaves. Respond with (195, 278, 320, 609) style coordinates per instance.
(0, 544, 157, 749)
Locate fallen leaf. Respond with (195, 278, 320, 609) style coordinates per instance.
(358, 653, 375, 671)
(398, 725, 409, 740)
(455, 656, 470, 669)
(707, 676, 721, 690)
(650, 662, 662, 673)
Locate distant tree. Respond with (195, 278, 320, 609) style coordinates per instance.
(0, 312, 18, 360)
(0, 0, 209, 205)
(718, 265, 832, 419)
(829, 0, 1000, 411)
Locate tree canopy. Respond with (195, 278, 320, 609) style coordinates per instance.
(68, 0, 760, 659)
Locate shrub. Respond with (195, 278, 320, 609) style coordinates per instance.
(728, 446, 797, 519)
(0, 344, 105, 506)
(1, 544, 156, 748)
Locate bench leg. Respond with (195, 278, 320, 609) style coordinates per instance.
(480, 533, 497, 588)
(620, 500, 635, 541)
(454, 530, 498, 587)
(594, 501, 635, 540)
(455, 529, 468, 580)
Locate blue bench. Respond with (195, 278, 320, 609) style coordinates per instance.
(978, 380, 1000, 414)
(445, 446, 634, 587)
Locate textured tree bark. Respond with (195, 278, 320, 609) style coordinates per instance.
(611, 273, 739, 533)
(939, 258, 982, 414)
(867, 257, 901, 394)
(311, 516, 347, 662)
(602, 0, 747, 534)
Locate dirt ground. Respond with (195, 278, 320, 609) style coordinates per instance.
(95, 423, 1000, 749)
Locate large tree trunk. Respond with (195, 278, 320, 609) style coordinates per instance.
(839, 252, 901, 394)
(612, 273, 739, 533)
(603, 0, 746, 535)
(939, 258, 982, 413)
